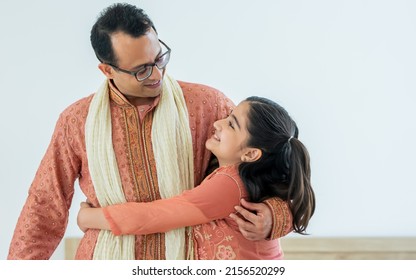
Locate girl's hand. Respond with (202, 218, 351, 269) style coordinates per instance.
(77, 201, 93, 233)
(76, 201, 110, 232)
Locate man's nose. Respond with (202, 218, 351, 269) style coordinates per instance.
(148, 65, 163, 80)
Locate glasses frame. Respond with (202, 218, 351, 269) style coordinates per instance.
(106, 39, 171, 82)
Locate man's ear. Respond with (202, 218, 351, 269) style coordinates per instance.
(241, 148, 262, 163)
(98, 63, 114, 79)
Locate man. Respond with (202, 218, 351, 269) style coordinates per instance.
(8, 3, 291, 260)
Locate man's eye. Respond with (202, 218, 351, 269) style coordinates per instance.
(136, 67, 148, 75)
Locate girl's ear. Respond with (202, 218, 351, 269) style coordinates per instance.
(241, 148, 262, 163)
(98, 63, 114, 79)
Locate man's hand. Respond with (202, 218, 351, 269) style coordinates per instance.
(229, 199, 273, 241)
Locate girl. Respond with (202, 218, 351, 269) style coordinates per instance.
(77, 96, 315, 259)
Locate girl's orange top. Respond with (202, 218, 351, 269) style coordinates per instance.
(103, 165, 293, 260)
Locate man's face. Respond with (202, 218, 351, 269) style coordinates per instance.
(101, 29, 166, 104)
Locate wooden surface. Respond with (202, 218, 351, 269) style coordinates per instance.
(280, 237, 416, 260)
(65, 237, 416, 260)
(65, 238, 81, 260)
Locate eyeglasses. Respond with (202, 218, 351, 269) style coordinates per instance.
(107, 39, 171, 82)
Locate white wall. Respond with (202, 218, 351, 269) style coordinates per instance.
(1, 0, 415, 259)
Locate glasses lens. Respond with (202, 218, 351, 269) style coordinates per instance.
(134, 49, 171, 81)
(155, 51, 170, 69)
(135, 66, 151, 81)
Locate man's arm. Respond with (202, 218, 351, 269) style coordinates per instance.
(229, 198, 293, 240)
(8, 113, 80, 259)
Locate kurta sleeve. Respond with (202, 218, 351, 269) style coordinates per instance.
(102, 172, 242, 236)
(263, 197, 293, 239)
(8, 112, 81, 259)
(216, 92, 235, 120)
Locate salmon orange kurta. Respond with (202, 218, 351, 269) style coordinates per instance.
(8, 79, 287, 259)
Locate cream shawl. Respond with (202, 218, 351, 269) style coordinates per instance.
(85, 74, 194, 259)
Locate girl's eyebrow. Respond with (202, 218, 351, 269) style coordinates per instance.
(230, 114, 241, 129)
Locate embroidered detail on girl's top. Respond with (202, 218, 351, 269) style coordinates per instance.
(215, 245, 236, 260)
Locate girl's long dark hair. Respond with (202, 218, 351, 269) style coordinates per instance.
(239, 96, 315, 234)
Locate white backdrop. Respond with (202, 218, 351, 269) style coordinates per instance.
(1, 0, 415, 259)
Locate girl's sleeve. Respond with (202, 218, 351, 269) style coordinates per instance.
(102, 173, 242, 236)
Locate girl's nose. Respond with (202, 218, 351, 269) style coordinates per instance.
(213, 119, 222, 131)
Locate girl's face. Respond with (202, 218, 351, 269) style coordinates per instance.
(206, 101, 253, 166)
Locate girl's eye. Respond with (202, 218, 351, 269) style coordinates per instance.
(228, 121, 234, 129)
